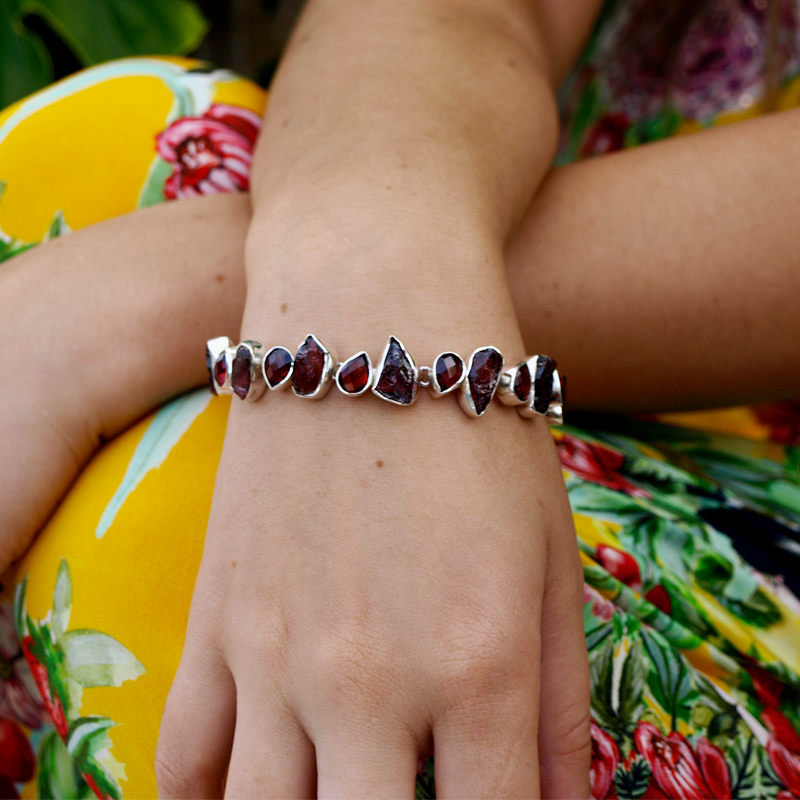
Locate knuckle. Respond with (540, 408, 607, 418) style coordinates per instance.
(309, 624, 398, 710)
(433, 615, 534, 706)
(550, 707, 592, 762)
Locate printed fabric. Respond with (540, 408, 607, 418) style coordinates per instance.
(0, 16, 798, 796)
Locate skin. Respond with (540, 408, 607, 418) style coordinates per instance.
(2, 0, 799, 796)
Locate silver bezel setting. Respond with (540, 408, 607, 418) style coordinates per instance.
(262, 345, 294, 391)
(233, 340, 266, 402)
(372, 336, 419, 406)
(459, 346, 505, 418)
(207, 336, 232, 395)
(292, 334, 336, 400)
(213, 344, 237, 396)
(497, 359, 533, 407)
(545, 370, 564, 425)
(335, 351, 373, 396)
(430, 351, 465, 399)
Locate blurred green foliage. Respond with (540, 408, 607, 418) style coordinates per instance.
(0, 0, 208, 110)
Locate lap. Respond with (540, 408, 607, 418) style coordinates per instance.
(4, 58, 800, 800)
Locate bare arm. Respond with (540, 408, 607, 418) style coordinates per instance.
(507, 107, 800, 412)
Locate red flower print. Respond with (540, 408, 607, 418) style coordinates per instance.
(156, 103, 261, 199)
(769, 737, 800, 797)
(644, 585, 672, 616)
(744, 663, 784, 708)
(634, 721, 731, 799)
(592, 545, 672, 614)
(764, 707, 800, 757)
(0, 718, 34, 785)
(556, 434, 650, 498)
(0, 603, 43, 730)
(591, 721, 621, 799)
(584, 583, 615, 621)
(580, 113, 630, 158)
(596, 544, 643, 589)
(22, 636, 67, 739)
(753, 400, 800, 446)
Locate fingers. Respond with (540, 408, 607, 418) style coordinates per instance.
(224, 685, 316, 799)
(156, 644, 236, 799)
(431, 629, 541, 798)
(314, 723, 420, 799)
(537, 518, 592, 799)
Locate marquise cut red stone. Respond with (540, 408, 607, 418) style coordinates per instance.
(435, 353, 463, 393)
(338, 353, 371, 394)
(467, 348, 504, 415)
(213, 352, 228, 388)
(513, 362, 532, 402)
(265, 347, 293, 388)
(231, 346, 252, 400)
(292, 336, 327, 396)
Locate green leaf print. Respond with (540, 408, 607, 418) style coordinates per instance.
(615, 755, 651, 800)
(61, 630, 145, 689)
(52, 558, 73, 638)
(38, 729, 93, 800)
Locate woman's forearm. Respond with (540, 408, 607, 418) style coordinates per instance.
(507, 107, 800, 412)
(0, 193, 248, 555)
(2, 193, 249, 441)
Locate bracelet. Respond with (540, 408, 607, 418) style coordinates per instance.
(205, 334, 564, 423)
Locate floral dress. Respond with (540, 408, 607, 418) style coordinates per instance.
(1, 2, 800, 797)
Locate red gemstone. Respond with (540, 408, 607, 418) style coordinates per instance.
(513, 362, 532, 402)
(534, 355, 557, 414)
(265, 347, 293, 388)
(374, 337, 416, 405)
(468, 348, 503, 415)
(214, 352, 228, 387)
(231, 346, 252, 399)
(338, 353, 371, 394)
(292, 336, 327, 396)
(435, 353, 463, 392)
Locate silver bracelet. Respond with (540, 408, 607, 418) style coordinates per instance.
(206, 334, 564, 423)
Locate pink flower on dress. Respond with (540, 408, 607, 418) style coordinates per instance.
(156, 104, 261, 199)
(556, 433, 650, 498)
(0, 603, 44, 730)
(584, 583, 615, 622)
(769, 737, 800, 798)
(634, 721, 731, 799)
(590, 721, 620, 799)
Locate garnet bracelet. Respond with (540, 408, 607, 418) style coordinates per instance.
(205, 334, 564, 423)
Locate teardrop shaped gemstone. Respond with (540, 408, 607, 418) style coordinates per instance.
(231, 346, 253, 400)
(468, 348, 504, 416)
(533, 355, 557, 414)
(513, 361, 532, 402)
(434, 352, 464, 393)
(374, 337, 416, 405)
(214, 352, 228, 388)
(292, 336, 327, 396)
(206, 345, 217, 395)
(264, 346, 293, 388)
(338, 353, 371, 394)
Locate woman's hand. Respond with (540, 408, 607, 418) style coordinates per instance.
(156, 211, 590, 798)
(158, 0, 598, 795)
(0, 193, 249, 568)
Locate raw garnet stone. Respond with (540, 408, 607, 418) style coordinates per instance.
(292, 336, 326, 395)
(206, 346, 217, 395)
(265, 347, 293, 388)
(513, 362, 532, 402)
(338, 353, 371, 394)
(374, 337, 416, 405)
(533, 355, 557, 413)
(214, 352, 228, 388)
(231, 346, 253, 399)
(468, 348, 503, 415)
(435, 352, 463, 392)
